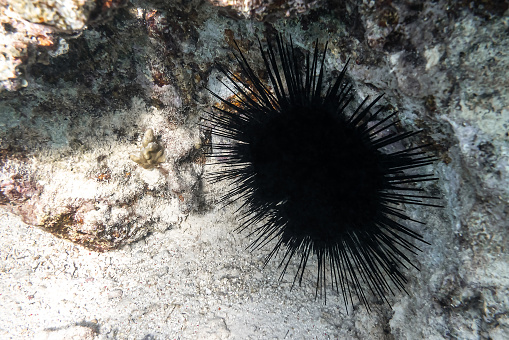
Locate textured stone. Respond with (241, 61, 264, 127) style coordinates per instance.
(0, 0, 507, 338)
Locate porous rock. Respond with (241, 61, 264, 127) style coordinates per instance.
(0, 0, 507, 338)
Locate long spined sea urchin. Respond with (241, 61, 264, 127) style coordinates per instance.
(203, 35, 441, 310)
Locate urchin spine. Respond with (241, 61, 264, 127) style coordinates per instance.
(202, 34, 441, 310)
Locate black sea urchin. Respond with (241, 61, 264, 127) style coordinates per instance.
(203, 34, 441, 310)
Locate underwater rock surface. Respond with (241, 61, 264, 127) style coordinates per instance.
(0, 0, 507, 339)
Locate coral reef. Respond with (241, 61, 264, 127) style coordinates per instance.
(0, 0, 126, 91)
(0, 0, 507, 338)
(210, 0, 324, 18)
(5, 0, 96, 31)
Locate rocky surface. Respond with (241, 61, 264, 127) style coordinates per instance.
(0, 0, 508, 339)
(0, 0, 126, 91)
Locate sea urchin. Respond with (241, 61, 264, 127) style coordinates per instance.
(203, 34, 441, 310)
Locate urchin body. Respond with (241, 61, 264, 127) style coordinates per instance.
(204, 35, 440, 309)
